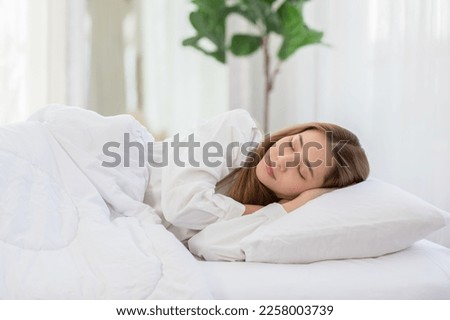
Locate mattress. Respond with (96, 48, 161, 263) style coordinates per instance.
(197, 240, 450, 299)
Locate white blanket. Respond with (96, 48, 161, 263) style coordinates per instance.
(0, 105, 211, 299)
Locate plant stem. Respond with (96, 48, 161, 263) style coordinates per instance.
(262, 36, 282, 133)
(262, 36, 270, 133)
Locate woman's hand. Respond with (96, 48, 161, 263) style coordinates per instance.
(243, 204, 264, 215)
(280, 188, 337, 213)
(243, 188, 336, 215)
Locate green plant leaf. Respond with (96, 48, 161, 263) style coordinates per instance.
(192, 0, 226, 14)
(229, 0, 281, 34)
(182, 36, 201, 47)
(210, 50, 226, 63)
(183, 1, 228, 63)
(183, 0, 322, 63)
(182, 38, 226, 63)
(286, 0, 310, 7)
(277, 1, 323, 60)
(230, 34, 262, 56)
(226, 4, 258, 24)
(302, 27, 324, 46)
(265, 12, 282, 34)
(189, 11, 223, 47)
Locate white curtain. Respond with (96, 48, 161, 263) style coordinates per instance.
(0, 0, 142, 124)
(0, 0, 28, 124)
(313, 0, 450, 211)
(139, 0, 229, 139)
(87, 0, 131, 116)
(237, 0, 450, 211)
(67, 0, 89, 108)
(0, 0, 68, 124)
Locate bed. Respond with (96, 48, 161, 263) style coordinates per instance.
(197, 240, 450, 299)
(1, 105, 449, 299)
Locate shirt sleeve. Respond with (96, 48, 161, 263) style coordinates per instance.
(187, 203, 286, 261)
(160, 109, 262, 230)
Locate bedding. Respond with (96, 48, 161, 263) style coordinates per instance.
(0, 105, 211, 299)
(1, 104, 448, 300)
(198, 240, 450, 299)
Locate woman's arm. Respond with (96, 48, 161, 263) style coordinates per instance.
(281, 188, 337, 213)
(188, 203, 285, 261)
(244, 188, 336, 215)
(243, 204, 265, 215)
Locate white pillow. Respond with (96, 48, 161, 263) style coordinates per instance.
(426, 210, 450, 248)
(240, 178, 448, 264)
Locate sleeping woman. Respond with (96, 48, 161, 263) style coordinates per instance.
(142, 108, 370, 259)
(25, 105, 369, 260)
(219, 120, 370, 214)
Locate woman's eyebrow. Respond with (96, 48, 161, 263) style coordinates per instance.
(296, 135, 314, 177)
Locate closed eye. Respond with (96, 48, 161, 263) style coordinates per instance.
(298, 165, 306, 180)
(290, 140, 305, 180)
(289, 140, 294, 150)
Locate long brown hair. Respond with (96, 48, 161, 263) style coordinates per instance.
(217, 122, 370, 206)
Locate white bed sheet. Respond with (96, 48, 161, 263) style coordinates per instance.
(197, 240, 450, 299)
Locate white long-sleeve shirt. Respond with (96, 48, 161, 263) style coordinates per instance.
(143, 109, 287, 249)
(188, 202, 286, 261)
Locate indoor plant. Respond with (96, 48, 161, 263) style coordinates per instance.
(183, 0, 324, 132)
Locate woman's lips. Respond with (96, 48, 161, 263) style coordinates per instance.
(266, 164, 275, 179)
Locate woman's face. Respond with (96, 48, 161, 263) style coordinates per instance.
(256, 129, 331, 200)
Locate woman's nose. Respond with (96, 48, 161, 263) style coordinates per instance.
(276, 160, 286, 172)
(277, 153, 298, 172)
(276, 154, 292, 172)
